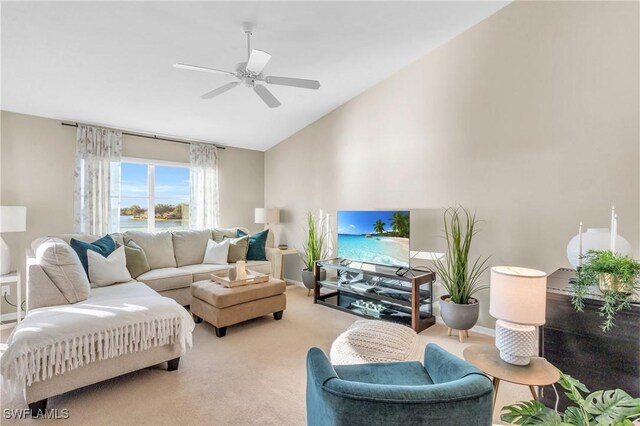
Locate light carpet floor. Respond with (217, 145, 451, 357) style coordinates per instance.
(1, 286, 529, 425)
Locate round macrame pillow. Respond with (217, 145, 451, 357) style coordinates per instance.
(330, 320, 419, 365)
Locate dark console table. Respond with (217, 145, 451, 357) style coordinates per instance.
(540, 268, 640, 410)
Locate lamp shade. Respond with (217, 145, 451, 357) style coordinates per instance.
(0, 206, 27, 233)
(490, 266, 547, 326)
(255, 208, 280, 225)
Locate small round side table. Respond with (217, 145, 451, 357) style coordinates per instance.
(463, 344, 559, 411)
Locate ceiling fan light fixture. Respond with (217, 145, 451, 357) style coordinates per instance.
(173, 25, 320, 108)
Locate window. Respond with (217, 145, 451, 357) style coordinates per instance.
(119, 159, 190, 232)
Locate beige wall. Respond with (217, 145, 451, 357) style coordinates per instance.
(0, 111, 264, 316)
(265, 1, 640, 328)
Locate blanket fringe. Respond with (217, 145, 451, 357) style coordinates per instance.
(9, 316, 186, 387)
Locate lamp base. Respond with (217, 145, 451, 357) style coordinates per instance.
(495, 320, 537, 366)
(0, 236, 11, 276)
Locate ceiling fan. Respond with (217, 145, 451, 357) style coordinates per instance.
(173, 24, 321, 108)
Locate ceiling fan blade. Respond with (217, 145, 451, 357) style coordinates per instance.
(200, 82, 240, 99)
(246, 49, 271, 75)
(173, 63, 236, 77)
(264, 76, 321, 90)
(253, 84, 281, 108)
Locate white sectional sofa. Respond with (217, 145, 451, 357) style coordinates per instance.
(27, 227, 278, 310)
(1, 227, 278, 414)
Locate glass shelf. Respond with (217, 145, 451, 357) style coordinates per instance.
(314, 258, 436, 332)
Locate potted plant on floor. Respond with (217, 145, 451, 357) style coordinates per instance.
(301, 211, 328, 295)
(432, 206, 489, 341)
(571, 250, 640, 332)
(501, 371, 640, 425)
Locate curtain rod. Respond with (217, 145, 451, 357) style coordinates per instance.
(61, 122, 226, 150)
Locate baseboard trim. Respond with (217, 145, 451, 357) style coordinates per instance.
(1, 312, 23, 329)
(1, 312, 20, 322)
(434, 315, 495, 337)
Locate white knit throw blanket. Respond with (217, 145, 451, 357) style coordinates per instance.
(0, 284, 194, 395)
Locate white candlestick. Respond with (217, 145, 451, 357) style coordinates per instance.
(578, 221, 583, 267)
(612, 214, 617, 253)
(610, 206, 615, 251)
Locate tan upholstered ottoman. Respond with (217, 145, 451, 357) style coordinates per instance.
(190, 278, 286, 337)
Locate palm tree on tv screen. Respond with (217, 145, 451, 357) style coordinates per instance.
(373, 219, 386, 235)
(390, 211, 410, 238)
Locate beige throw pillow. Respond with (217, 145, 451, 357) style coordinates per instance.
(120, 241, 151, 278)
(226, 235, 249, 262)
(88, 246, 132, 287)
(36, 238, 90, 303)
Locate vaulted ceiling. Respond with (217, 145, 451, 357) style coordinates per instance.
(1, 1, 509, 150)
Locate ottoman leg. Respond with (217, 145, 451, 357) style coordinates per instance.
(273, 310, 283, 320)
(214, 326, 227, 338)
(192, 313, 203, 324)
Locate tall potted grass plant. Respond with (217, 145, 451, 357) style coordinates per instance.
(433, 206, 489, 340)
(301, 211, 328, 294)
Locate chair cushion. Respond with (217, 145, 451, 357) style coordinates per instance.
(330, 320, 420, 365)
(136, 267, 192, 292)
(334, 361, 433, 386)
(172, 230, 211, 267)
(191, 279, 285, 309)
(124, 231, 176, 269)
(179, 264, 230, 282)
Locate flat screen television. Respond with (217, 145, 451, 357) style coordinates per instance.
(337, 210, 410, 267)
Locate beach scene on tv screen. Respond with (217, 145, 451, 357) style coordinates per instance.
(337, 210, 410, 267)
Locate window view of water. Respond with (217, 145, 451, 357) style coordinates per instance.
(119, 162, 190, 232)
(120, 215, 188, 231)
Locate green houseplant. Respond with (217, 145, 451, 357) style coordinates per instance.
(432, 206, 490, 340)
(571, 250, 640, 332)
(501, 371, 640, 425)
(300, 211, 329, 295)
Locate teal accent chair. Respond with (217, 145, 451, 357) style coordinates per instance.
(306, 343, 493, 426)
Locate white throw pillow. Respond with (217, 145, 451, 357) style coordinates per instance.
(88, 246, 132, 287)
(36, 238, 90, 303)
(203, 239, 230, 265)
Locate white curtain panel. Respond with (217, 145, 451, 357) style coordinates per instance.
(190, 143, 220, 229)
(74, 125, 122, 235)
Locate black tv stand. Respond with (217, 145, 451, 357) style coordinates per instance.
(313, 258, 436, 333)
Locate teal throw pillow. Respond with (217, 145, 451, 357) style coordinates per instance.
(70, 235, 116, 276)
(236, 229, 269, 261)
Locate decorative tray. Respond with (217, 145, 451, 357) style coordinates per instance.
(211, 271, 269, 288)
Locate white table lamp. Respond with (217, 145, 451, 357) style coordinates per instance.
(490, 266, 547, 366)
(0, 206, 27, 275)
(255, 208, 280, 228)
